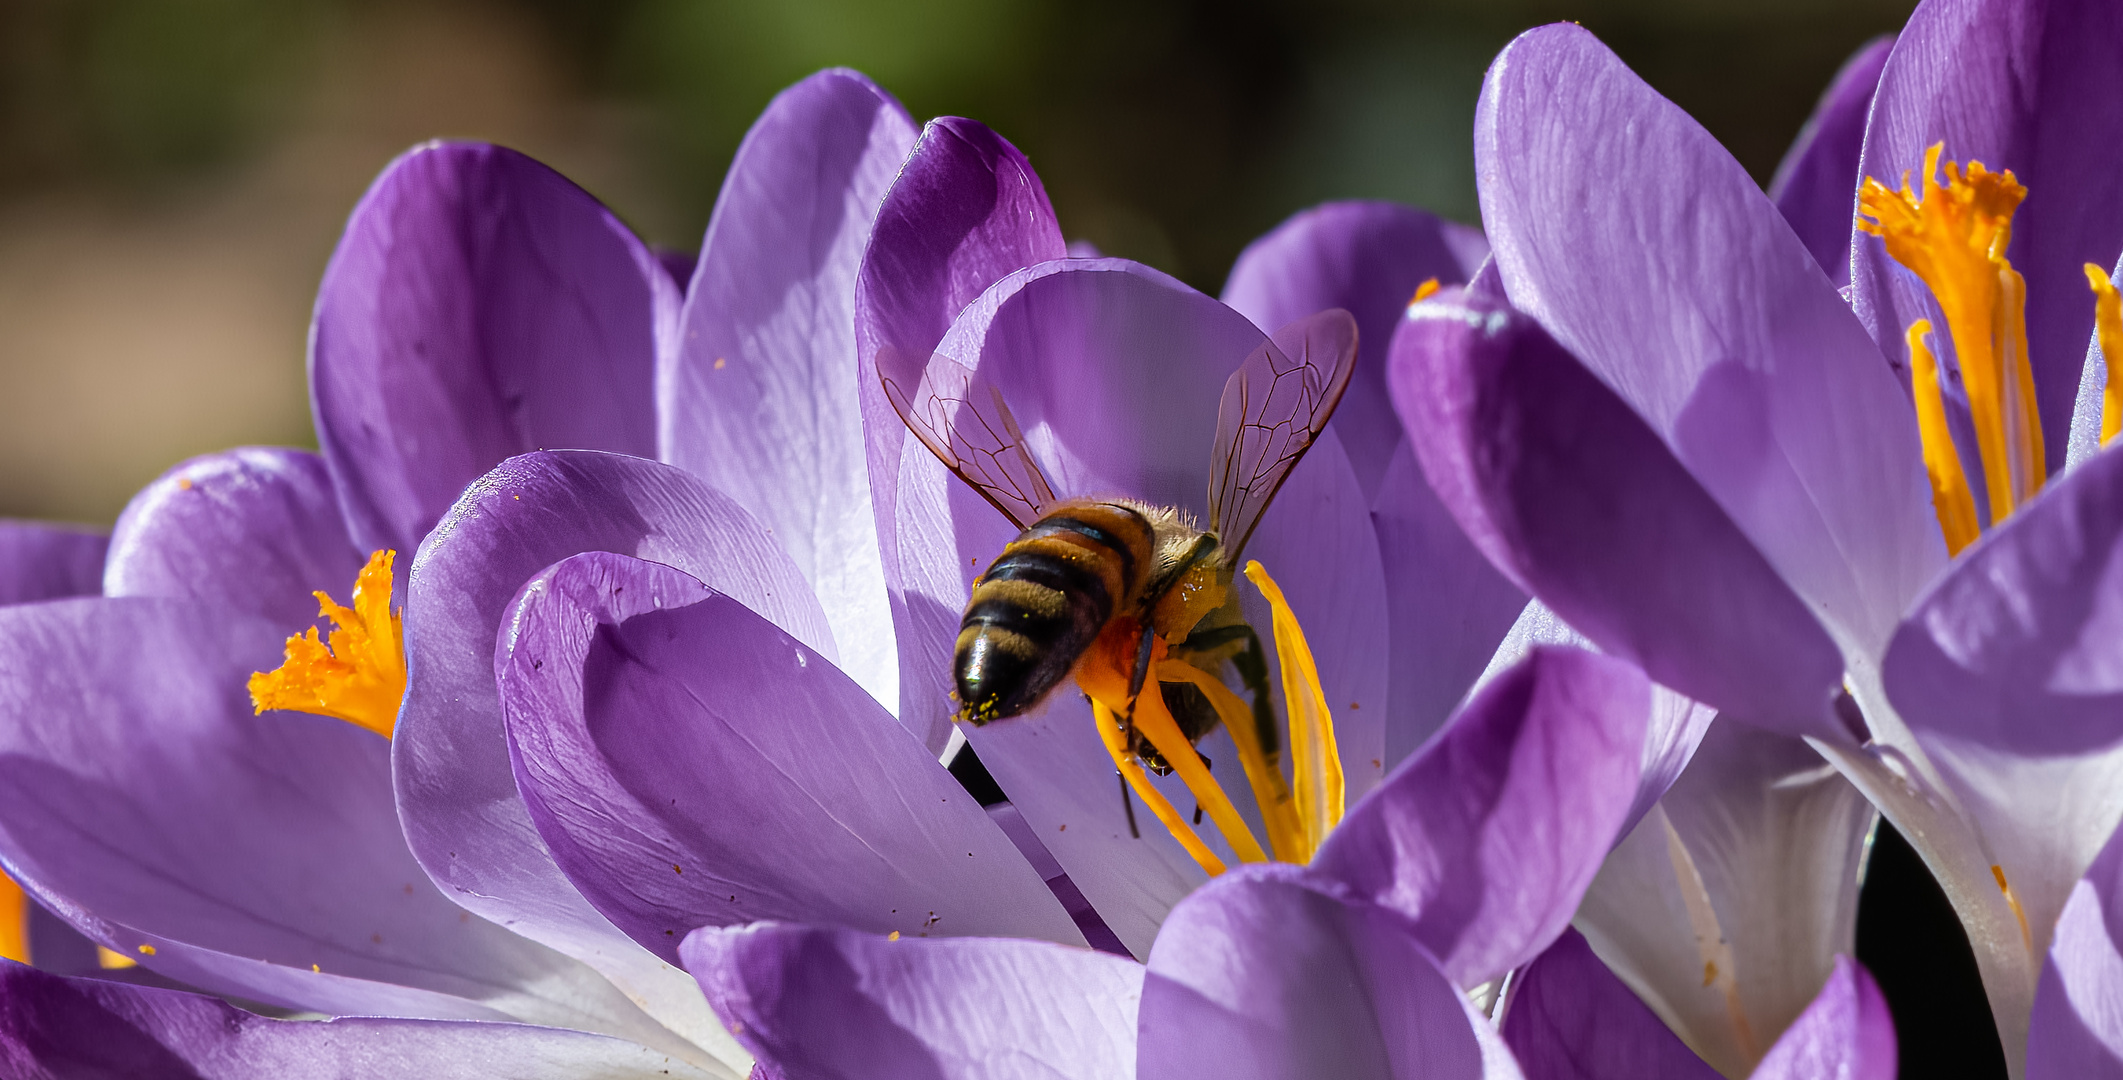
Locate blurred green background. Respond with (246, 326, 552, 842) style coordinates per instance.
(0, 0, 1917, 522)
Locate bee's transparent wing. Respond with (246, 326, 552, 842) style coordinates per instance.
(1206, 309, 1359, 559)
(880, 346, 1058, 531)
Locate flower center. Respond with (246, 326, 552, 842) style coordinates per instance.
(247, 549, 406, 738)
(1072, 559, 1343, 874)
(1859, 143, 2042, 552)
(1859, 144, 2123, 556)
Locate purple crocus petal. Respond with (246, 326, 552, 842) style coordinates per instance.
(0, 523, 104, 605)
(1372, 446, 1527, 769)
(0, 597, 693, 1053)
(1575, 721, 1872, 1077)
(855, 117, 1067, 741)
(102, 448, 364, 630)
(684, 921, 1139, 1080)
(1442, 221, 1492, 279)
(1390, 288, 1848, 740)
(655, 246, 698, 294)
(2028, 823, 2123, 1078)
(1748, 957, 1896, 1080)
(1478, 22, 1942, 659)
(1853, 0, 2123, 469)
(0, 960, 734, 1080)
(1237, 426, 1390, 800)
(1473, 599, 1715, 834)
(662, 69, 918, 711)
(1219, 200, 1479, 498)
(1882, 441, 2123, 962)
(894, 259, 1388, 952)
(1139, 863, 1522, 1080)
(398, 450, 832, 1056)
(1310, 646, 1649, 988)
(500, 551, 1080, 960)
(1218, 207, 1523, 765)
(1767, 36, 1894, 287)
(311, 142, 671, 555)
(1501, 928, 1720, 1080)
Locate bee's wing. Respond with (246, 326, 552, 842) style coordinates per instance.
(1206, 309, 1359, 559)
(880, 345, 1058, 531)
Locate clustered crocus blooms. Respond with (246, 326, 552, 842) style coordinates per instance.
(1392, 0, 2123, 1077)
(4, 0, 2115, 1073)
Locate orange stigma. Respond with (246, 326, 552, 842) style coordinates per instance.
(1860, 143, 2043, 537)
(248, 549, 406, 738)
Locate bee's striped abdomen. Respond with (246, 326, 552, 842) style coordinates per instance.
(955, 502, 1154, 723)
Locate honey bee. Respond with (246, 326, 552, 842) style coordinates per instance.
(882, 308, 1358, 781)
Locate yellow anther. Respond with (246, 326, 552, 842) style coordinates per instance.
(0, 876, 25, 965)
(2086, 264, 2123, 446)
(97, 947, 137, 970)
(1075, 626, 1252, 876)
(1090, 699, 1226, 877)
(1860, 143, 2044, 526)
(1244, 561, 1344, 851)
(1126, 681, 1270, 865)
(248, 549, 406, 738)
(1411, 277, 1442, 305)
(1069, 563, 1345, 873)
(1156, 660, 1306, 863)
(1906, 321, 1982, 555)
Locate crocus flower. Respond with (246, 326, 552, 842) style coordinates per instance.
(672, 645, 1895, 1080)
(1392, 2, 2123, 1072)
(1338, 35, 1894, 1074)
(0, 69, 921, 1078)
(0, 448, 750, 1065)
(835, 113, 1583, 958)
(0, 957, 725, 1080)
(382, 69, 921, 1065)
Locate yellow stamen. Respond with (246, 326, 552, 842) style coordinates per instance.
(1074, 627, 1265, 873)
(248, 549, 405, 738)
(1067, 563, 1344, 871)
(1091, 700, 1225, 876)
(1905, 321, 1982, 555)
(1993, 864, 2033, 953)
(0, 876, 26, 965)
(97, 947, 137, 969)
(1156, 660, 1306, 862)
(1243, 561, 1344, 850)
(1125, 675, 1270, 865)
(2085, 263, 2123, 446)
(1411, 277, 1442, 305)
(1859, 143, 2044, 525)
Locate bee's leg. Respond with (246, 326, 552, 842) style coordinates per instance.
(1229, 626, 1280, 760)
(1124, 621, 1157, 718)
(1119, 771, 1140, 839)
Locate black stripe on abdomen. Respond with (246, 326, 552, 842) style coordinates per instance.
(1020, 513, 1138, 592)
(955, 545, 1114, 722)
